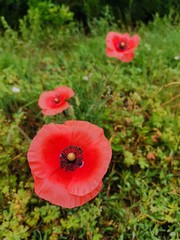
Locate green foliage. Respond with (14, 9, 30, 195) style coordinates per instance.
(1, 0, 180, 30)
(0, 16, 19, 48)
(19, 1, 74, 44)
(28, 1, 74, 27)
(0, 10, 180, 240)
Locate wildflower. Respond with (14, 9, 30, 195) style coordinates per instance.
(11, 86, 20, 93)
(38, 86, 74, 116)
(106, 32, 140, 62)
(27, 120, 112, 208)
(174, 55, 180, 61)
(83, 76, 89, 81)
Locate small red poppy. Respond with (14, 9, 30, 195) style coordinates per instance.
(38, 86, 74, 116)
(27, 120, 112, 208)
(106, 32, 140, 62)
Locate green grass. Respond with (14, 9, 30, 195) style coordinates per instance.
(0, 12, 180, 240)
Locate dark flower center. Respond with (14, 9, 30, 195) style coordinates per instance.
(54, 97, 60, 103)
(118, 41, 127, 51)
(60, 146, 83, 171)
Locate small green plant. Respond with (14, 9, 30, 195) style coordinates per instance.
(19, 1, 74, 43)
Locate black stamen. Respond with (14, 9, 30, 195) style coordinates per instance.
(60, 146, 83, 171)
(119, 42, 127, 50)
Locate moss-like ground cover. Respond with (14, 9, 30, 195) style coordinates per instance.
(0, 12, 180, 240)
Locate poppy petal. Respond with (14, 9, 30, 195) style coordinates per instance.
(122, 51, 135, 62)
(64, 121, 112, 196)
(42, 102, 69, 116)
(27, 123, 72, 178)
(122, 33, 130, 39)
(129, 35, 140, 49)
(38, 91, 55, 109)
(106, 47, 114, 57)
(54, 86, 74, 100)
(65, 120, 104, 146)
(68, 141, 111, 196)
(106, 31, 115, 49)
(34, 174, 102, 208)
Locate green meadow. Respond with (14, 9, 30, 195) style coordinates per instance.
(0, 6, 180, 240)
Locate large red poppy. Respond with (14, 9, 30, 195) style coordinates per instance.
(106, 32, 140, 62)
(38, 86, 74, 116)
(27, 120, 112, 208)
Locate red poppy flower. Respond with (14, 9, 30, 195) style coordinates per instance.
(38, 86, 74, 116)
(106, 32, 140, 62)
(27, 120, 112, 208)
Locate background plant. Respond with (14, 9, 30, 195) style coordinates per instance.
(1, 0, 180, 30)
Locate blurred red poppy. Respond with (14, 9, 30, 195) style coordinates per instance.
(38, 86, 74, 116)
(106, 32, 140, 62)
(27, 120, 112, 208)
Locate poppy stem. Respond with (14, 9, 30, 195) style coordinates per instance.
(67, 105, 76, 119)
(106, 60, 119, 83)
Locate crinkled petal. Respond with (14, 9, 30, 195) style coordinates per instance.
(106, 47, 114, 57)
(121, 51, 135, 62)
(38, 91, 55, 109)
(128, 35, 140, 49)
(106, 31, 117, 50)
(64, 121, 112, 196)
(42, 102, 69, 116)
(27, 123, 72, 178)
(106, 49, 124, 60)
(33, 173, 102, 208)
(54, 86, 74, 100)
